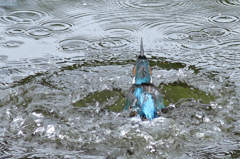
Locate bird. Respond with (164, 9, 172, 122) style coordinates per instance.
(125, 38, 165, 120)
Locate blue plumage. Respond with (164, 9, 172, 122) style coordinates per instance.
(125, 38, 164, 120)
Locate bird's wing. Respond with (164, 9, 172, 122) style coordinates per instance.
(143, 84, 165, 111)
(125, 85, 137, 110)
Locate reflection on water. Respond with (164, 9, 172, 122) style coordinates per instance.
(0, 0, 240, 158)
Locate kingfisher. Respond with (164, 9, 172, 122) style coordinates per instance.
(125, 38, 165, 120)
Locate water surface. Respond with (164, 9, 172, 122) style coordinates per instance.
(0, 0, 240, 158)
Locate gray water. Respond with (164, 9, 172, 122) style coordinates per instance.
(0, 0, 240, 158)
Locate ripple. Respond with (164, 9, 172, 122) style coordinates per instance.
(123, 0, 193, 9)
(202, 27, 230, 37)
(145, 21, 202, 34)
(181, 41, 217, 50)
(58, 39, 89, 52)
(1, 10, 47, 24)
(207, 15, 239, 23)
(26, 27, 52, 37)
(5, 27, 26, 35)
(188, 31, 210, 41)
(0, 55, 8, 61)
(213, 0, 240, 6)
(166, 33, 189, 40)
(219, 40, 240, 50)
(181, 30, 219, 50)
(89, 38, 129, 50)
(104, 28, 133, 39)
(41, 21, 73, 31)
(231, 25, 240, 34)
(3, 40, 24, 47)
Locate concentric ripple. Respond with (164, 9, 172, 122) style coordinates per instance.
(41, 21, 73, 31)
(26, 27, 52, 37)
(181, 30, 219, 50)
(188, 31, 210, 41)
(207, 15, 239, 23)
(89, 38, 129, 50)
(219, 40, 240, 51)
(5, 27, 26, 35)
(122, 0, 192, 10)
(0, 55, 8, 61)
(104, 28, 133, 39)
(146, 21, 202, 35)
(1, 10, 47, 24)
(202, 27, 230, 37)
(2, 40, 24, 47)
(213, 0, 240, 6)
(58, 39, 89, 52)
(166, 33, 189, 40)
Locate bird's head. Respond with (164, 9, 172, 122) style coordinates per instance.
(132, 38, 152, 85)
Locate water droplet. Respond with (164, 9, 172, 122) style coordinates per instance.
(210, 102, 217, 109)
(203, 116, 210, 123)
(195, 112, 203, 119)
(209, 83, 215, 89)
(46, 125, 55, 137)
(196, 132, 204, 138)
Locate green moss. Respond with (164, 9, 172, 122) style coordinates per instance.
(74, 82, 216, 112)
(162, 82, 215, 106)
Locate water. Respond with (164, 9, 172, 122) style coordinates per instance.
(0, 0, 240, 158)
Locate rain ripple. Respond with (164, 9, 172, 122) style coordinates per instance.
(3, 41, 24, 48)
(207, 14, 239, 23)
(26, 27, 52, 37)
(41, 21, 73, 32)
(89, 37, 130, 50)
(212, 0, 240, 6)
(107, 0, 193, 10)
(180, 27, 230, 50)
(0, 10, 48, 24)
(149, 21, 202, 36)
(58, 38, 89, 52)
(0, 55, 8, 61)
(59, 37, 130, 52)
(5, 28, 26, 35)
(202, 27, 230, 37)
